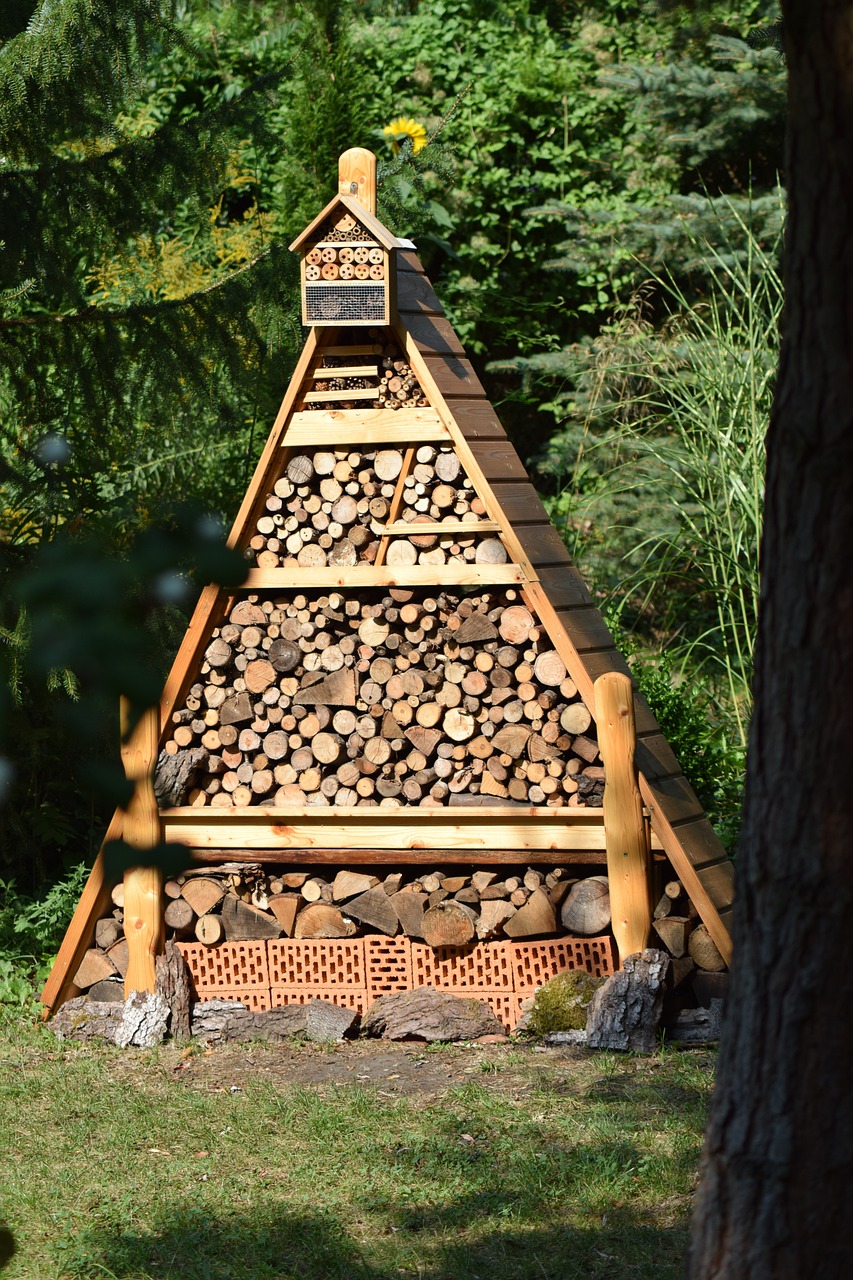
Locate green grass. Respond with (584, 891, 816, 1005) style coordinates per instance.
(0, 1010, 714, 1280)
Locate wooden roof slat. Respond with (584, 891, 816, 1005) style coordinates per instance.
(553, 606, 619, 653)
(488, 482, 550, 524)
(419, 353, 487, 398)
(441, 399, 508, 441)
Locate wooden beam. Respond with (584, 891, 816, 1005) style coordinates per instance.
(338, 147, 377, 214)
(185, 847, 611, 866)
(306, 365, 379, 380)
(240, 564, 525, 589)
(382, 520, 501, 536)
(595, 672, 652, 963)
(288, 406, 444, 435)
(120, 700, 163, 996)
(162, 807, 615, 852)
(283, 422, 448, 448)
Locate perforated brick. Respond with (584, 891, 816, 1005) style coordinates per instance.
(267, 939, 366, 988)
(194, 986, 271, 1012)
(365, 936, 411, 998)
(510, 937, 616, 988)
(177, 941, 270, 989)
(269, 986, 368, 1015)
(410, 941, 515, 990)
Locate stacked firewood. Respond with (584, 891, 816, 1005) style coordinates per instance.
(70, 866, 727, 999)
(248, 447, 501, 569)
(156, 588, 605, 810)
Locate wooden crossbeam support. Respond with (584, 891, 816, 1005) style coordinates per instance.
(595, 673, 652, 964)
(119, 699, 163, 996)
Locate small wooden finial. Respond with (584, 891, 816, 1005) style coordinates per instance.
(338, 148, 376, 215)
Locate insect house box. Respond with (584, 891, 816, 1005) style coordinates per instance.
(290, 148, 403, 327)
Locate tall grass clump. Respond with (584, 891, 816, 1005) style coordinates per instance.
(542, 205, 781, 754)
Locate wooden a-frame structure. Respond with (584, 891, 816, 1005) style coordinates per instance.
(42, 150, 734, 1018)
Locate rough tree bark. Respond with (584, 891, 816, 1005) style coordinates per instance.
(687, 4, 853, 1275)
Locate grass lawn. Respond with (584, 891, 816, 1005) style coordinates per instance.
(0, 1009, 714, 1279)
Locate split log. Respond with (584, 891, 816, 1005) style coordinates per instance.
(294, 903, 357, 939)
(502, 888, 556, 938)
(220, 895, 283, 941)
(688, 923, 727, 972)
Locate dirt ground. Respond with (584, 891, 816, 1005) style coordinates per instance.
(154, 1036, 591, 1101)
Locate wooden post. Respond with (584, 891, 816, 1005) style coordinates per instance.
(338, 147, 377, 214)
(120, 698, 163, 996)
(595, 672, 652, 963)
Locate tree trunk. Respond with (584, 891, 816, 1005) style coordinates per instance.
(687, 5, 853, 1274)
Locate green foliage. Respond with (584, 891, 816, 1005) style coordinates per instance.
(616, 623, 745, 853)
(528, 969, 604, 1036)
(0, 862, 87, 1004)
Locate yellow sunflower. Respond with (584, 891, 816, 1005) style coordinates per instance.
(382, 116, 428, 155)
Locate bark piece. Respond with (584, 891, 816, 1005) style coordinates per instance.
(362, 987, 504, 1042)
(155, 940, 192, 1040)
(155, 746, 208, 807)
(663, 999, 723, 1044)
(586, 949, 670, 1053)
(304, 999, 360, 1043)
(191, 999, 307, 1043)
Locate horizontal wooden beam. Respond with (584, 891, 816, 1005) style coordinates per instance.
(240, 564, 526, 590)
(383, 520, 501, 536)
(307, 365, 379, 380)
(162, 806, 661, 853)
(284, 421, 448, 447)
(185, 846, 611, 866)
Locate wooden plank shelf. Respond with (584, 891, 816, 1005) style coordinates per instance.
(383, 520, 501, 535)
(240, 563, 526, 589)
(161, 806, 664, 858)
(309, 365, 379, 379)
(283, 420, 449, 447)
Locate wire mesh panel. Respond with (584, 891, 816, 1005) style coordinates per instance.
(304, 283, 387, 325)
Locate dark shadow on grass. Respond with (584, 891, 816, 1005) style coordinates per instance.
(59, 1205, 689, 1280)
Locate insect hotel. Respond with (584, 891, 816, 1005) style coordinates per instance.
(43, 150, 735, 1031)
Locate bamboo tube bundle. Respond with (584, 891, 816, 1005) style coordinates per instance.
(373, 353, 429, 410)
(158, 588, 606, 812)
(300, 342, 429, 413)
